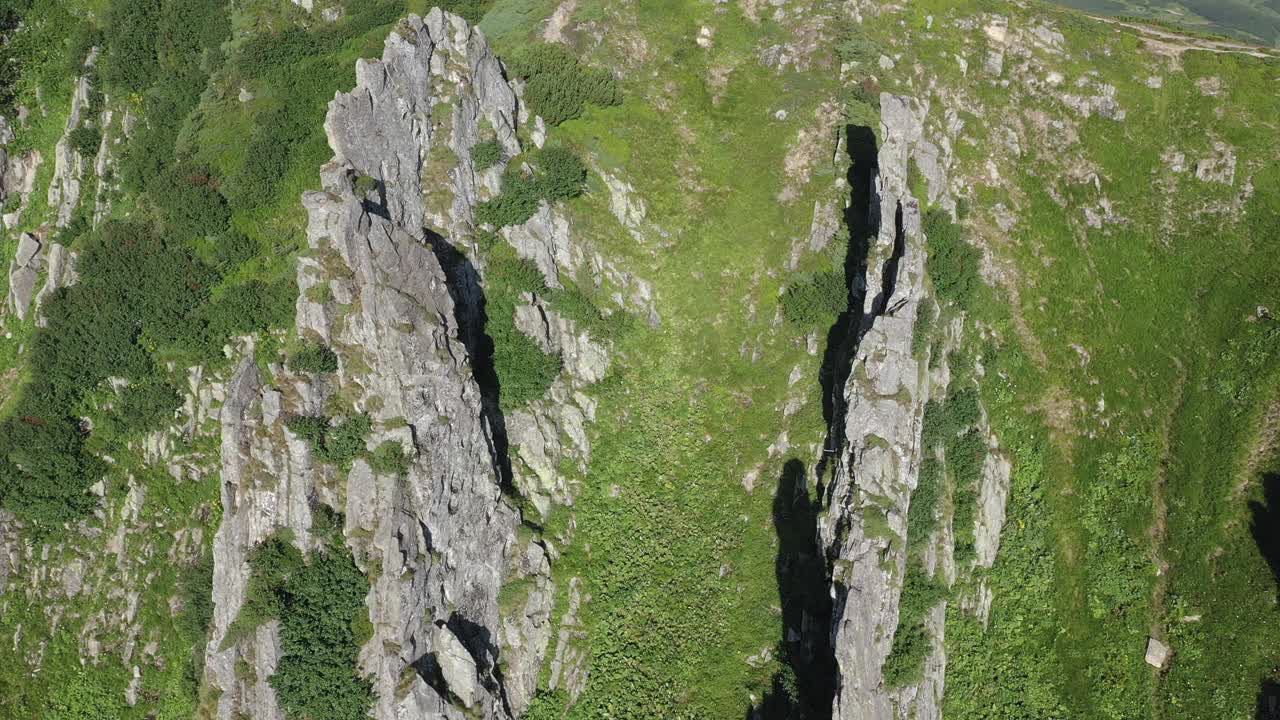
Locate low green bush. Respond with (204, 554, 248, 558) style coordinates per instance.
(471, 140, 503, 170)
(881, 571, 947, 687)
(781, 270, 847, 326)
(536, 146, 587, 200)
(480, 245, 561, 410)
(368, 441, 410, 475)
(287, 343, 339, 374)
(285, 413, 372, 468)
(68, 125, 101, 157)
(475, 173, 542, 228)
(476, 147, 591, 229)
(117, 379, 182, 431)
(233, 513, 374, 720)
(101, 0, 162, 93)
(923, 209, 981, 311)
(507, 43, 620, 126)
(149, 165, 232, 241)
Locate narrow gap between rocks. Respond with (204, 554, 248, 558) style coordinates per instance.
(817, 123, 879, 484)
(423, 228, 516, 496)
(750, 123, 880, 720)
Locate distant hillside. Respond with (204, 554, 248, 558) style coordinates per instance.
(1053, 0, 1280, 46)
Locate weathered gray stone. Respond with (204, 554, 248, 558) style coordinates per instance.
(47, 50, 98, 228)
(1145, 637, 1171, 669)
(821, 94, 938, 720)
(33, 243, 69, 327)
(434, 624, 481, 708)
(7, 233, 43, 321)
(194, 13, 543, 720)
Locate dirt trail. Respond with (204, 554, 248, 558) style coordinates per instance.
(1090, 15, 1280, 59)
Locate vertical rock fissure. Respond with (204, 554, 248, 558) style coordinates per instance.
(424, 229, 516, 495)
(818, 124, 879, 481)
(870, 202, 906, 319)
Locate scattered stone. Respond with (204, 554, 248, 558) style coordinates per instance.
(1145, 637, 1171, 669)
(1195, 141, 1236, 185)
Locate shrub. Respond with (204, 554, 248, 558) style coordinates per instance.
(781, 270, 848, 326)
(507, 43, 620, 126)
(475, 148, 589, 229)
(493, 329, 561, 408)
(149, 165, 231, 241)
(477, 245, 561, 410)
(233, 517, 374, 720)
(923, 209, 981, 311)
(368, 441, 410, 475)
(320, 414, 372, 466)
(285, 414, 329, 446)
(64, 20, 103, 74)
(196, 279, 296, 351)
(271, 524, 374, 720)
(835, 28, 879, 65)
(881, 571, 947, 687)
(288, 343, 339, 374)
(475, 173, 541, 228)
(471, 140, 503, 170)
(117, 379, 182, 432)
(536, 146, 587, 200)
(68, 125, 101, 157)
(210, 231, 257, 270)
(285, 413, 372, 468)
(101, 0, 162, 92)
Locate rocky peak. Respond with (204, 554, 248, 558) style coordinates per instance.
(206, 12, 545, 720)
(820, 93, 936, 720)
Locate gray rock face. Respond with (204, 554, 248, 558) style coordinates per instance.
(0, 143, 41, 230)
(204, 357, 317, 720)
(207, 13, 544, 720)
(47, 50, 98, 228)
(502, 203, 661, 326)
(34, 243, 72, 327)
(324, 9, 519, 241)
(820, 94, 935, 720)
(7, 233, 43, 321)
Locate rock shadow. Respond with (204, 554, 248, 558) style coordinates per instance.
(748, 459, 835, 720)
(423, 229, 515, 494)
(1258, 678, 1280, 720)
(1249, 471, 1280, 598)
(816, 124, 879, 485)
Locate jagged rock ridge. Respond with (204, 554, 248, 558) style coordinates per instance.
(206, 11, 555, 720)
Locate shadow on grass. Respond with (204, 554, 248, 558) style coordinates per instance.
(1258, 678, 1280, 720)
(747, 459, 834, 720)
(1251, 472, 1280, 720)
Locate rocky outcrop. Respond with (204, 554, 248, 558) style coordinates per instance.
(507, 294, 608, 514)
(47, 50, 98, 228)
(5, 232, 76, 325)
(33, 242, 72, 327)
(7, 233, 43, 321)
(819, 94, 936, 720)
(204, 357, 318, 720)
(503, 203, 660, 326)
(207, 12, 547, 720)
(0, 122, 41, 230)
